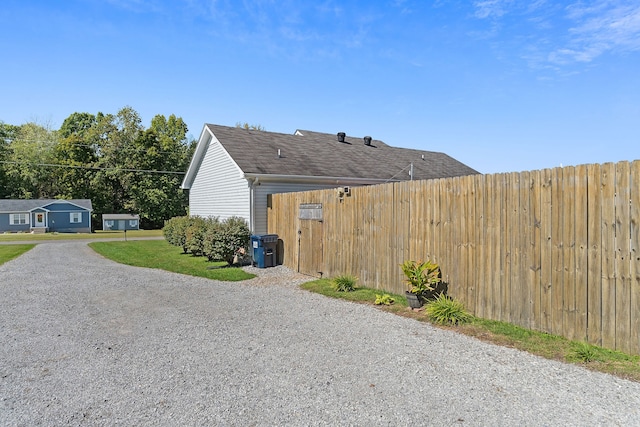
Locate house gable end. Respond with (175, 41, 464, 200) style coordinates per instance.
(188, 130, 250, 222)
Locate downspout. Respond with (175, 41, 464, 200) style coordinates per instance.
(248, 177, 259, 233)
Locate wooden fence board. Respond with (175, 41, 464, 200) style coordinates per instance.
(540, 169, 553, 333)
(530, 170, 542, 330)
(460, 176, 471, 307)
(520, 171, 532, 329)
(509, 172, 521, 326)
(473, 175, 488, 317)
(575, 164, 589, 342)
(630, 161, 640, 354)
(501, 173, 511, 322)
(492, 173, 504, 320)
(551, 167, 564, 336)
(563, 166, 577, 341)
(615, 161, 631, 353)
(587, 163, 603, 346)
(482, 174, 495, 319)
(601, 163, 617, 350)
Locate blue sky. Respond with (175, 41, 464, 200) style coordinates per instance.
(1, 0, 639, 174)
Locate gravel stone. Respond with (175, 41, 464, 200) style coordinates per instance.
(1, 241, 640, 426)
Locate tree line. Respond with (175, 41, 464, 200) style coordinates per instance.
(0, 106, 195, 230)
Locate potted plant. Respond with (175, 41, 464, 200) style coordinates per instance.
(400, 260, 442, 309)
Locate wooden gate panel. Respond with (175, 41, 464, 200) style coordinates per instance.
(299, 220, 324, 277)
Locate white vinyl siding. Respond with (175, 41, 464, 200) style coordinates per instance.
(10, 213, 29, 225)
(189, 134, 250, 223)
(252, 182, 337, 234)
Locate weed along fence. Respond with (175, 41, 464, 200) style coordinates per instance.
(268, 160, 640, 355)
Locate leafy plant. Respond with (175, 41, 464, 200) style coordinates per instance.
(400, 260, 441, 294)
(185, 216, 208, 256)
(203, 216, 251, 265)
(374, 294, 395, 305)
(163, 215, 195, 253)
(332, 275, 358, 292)
(570, 341, 599, 363)
(425, 293, 472, 325)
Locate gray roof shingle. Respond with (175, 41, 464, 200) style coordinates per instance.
(0, 199, 93, 213)
(206, 124, 478, 181)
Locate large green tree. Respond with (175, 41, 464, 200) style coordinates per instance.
(3, 122, 58, 199)
(125, 116, 192, 228)
(0, 122, 20, 198)
(54, 112, 99, 200)
(1, 106, 194, 229)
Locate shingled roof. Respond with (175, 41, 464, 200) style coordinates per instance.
(183, 124, 478, 187)
(0, 199, 93, 212)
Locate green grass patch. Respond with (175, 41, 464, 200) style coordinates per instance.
(89, 239, 255, 282)
(301, 279, 408, 314)
(300, 278, 640, 382)
(0, 229, 163, 242)
(0, 244, 36, 265)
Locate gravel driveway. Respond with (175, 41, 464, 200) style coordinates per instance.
(2, 242, 640, 426)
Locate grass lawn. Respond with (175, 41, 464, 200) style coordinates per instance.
(0, 244, 36, 265)
(89, 239, 256, 282)
(302, 278, 640, 383)
(0, 229, 163, 242)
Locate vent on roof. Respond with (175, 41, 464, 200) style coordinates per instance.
(364, 136, 372, 146)
(337, 132, 346, 143)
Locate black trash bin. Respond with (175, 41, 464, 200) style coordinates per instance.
(250, 234, 278, 268)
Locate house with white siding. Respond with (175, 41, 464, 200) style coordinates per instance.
(180, 124, 479, 234)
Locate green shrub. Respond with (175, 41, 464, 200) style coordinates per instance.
(374, 294, 395, 305)
(202, 216, 250, 265)
(163, 216, 194, 253)
(185, 217, 208, 256)
(202, 216, 222, 261)
(332, 275, 358, 292)
(425, 293, 472, 325)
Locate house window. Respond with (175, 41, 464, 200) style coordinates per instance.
(105, 220, 114, 227)
(70, 212, 82, 223)
(10, 213, 28, 225)
(129, 220, 138, 227)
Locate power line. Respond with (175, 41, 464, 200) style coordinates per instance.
(2, 137, 193, 157)
(0, 160, 186, 175)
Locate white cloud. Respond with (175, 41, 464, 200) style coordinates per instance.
(472, 0, 640, 68)
(549, 1, 640, 64)
(473, 0, 512, 19)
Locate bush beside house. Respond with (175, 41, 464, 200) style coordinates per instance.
(163, 216, 250, 265)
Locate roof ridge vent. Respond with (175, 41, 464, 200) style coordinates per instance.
(337, 132, 346, 143)
(364, 136, 372, 146)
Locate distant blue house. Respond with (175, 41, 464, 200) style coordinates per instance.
(0, 199, 93, 233)
(102, 213, 140, 231)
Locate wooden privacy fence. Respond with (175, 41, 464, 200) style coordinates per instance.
(268, 160, 640, 355)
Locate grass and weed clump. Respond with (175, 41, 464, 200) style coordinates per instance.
(331, 275, 358, 292)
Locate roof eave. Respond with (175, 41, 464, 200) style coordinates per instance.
(181, 125, 214, 190)
(243, 173, 397, 185)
